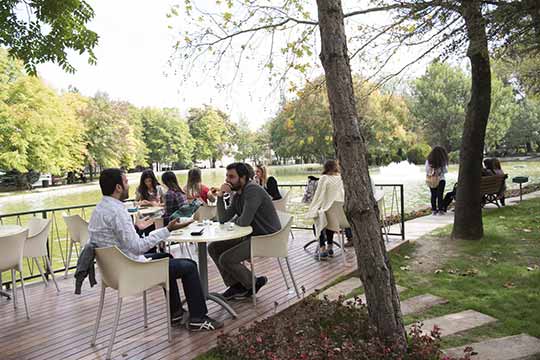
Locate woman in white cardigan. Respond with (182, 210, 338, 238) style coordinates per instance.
(306, 160, 346, 259)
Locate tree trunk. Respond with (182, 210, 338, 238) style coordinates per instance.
(452, 1, 491, 240)
(316, 0, 407, 350)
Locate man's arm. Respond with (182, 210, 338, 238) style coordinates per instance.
(234, 187, 263, 227)
(113, 211, 170, 256)
(217, 196, 236, 222)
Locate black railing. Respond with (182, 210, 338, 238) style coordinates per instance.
(0, 183, 405, 286)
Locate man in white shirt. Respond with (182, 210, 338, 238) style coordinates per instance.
(89, 168, 222, 331)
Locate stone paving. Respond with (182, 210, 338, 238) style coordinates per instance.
(444, 334, 540, 360)
(400, 294, 448, 316)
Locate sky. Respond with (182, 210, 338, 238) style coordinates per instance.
(36, 0, 448, 130)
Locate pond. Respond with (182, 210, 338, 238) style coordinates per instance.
(0, 160, 539, 216)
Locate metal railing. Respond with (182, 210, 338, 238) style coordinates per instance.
(0, 183, 404, 286)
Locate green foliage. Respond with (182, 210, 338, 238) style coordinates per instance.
(406, 143, 431, 165)
(448, 150, 460, 164)
(187, 106, 235, 166)
(485, 76, 518, 151)
(269, 78, 417, 165)
(0, 52, 85, 173)
(0, 0, 98, 75)
(502, 98, 540, 153)
(233, 118, 267, 163)
(140, 107, 194, 165)
(410, 61, 469, 152)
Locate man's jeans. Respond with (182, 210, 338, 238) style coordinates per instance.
(144, 253, 207, 319)
(208, 237, 252, 289)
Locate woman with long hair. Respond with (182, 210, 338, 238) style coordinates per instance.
(136, 169, 164, 206)
(306, 160, 346, 260)
(254, 164, 282, 200)
(426, 146, 449, 215)
(162, 171, 187, 224)
(185, 168, 215, 204)
(486, 157, 506, 206)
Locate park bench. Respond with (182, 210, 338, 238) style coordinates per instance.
(480, 174, 507, 208)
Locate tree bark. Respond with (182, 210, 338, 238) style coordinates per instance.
(316, 0, 407, 350)
(452, 1, 491, 240)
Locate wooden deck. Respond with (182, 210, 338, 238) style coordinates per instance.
(0, 230, 406, 360)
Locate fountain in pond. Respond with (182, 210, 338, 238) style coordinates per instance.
(373, 160, 424, 184)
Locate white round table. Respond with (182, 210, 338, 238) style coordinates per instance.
(168, 221, 253, 318)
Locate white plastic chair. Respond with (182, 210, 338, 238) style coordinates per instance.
(24, 218, 59, 292)
(0, 229, 30, 319)
(272, 190, 295, 240)
(250, 211, 300, 305)
(192, 204, 217, 221)
(91, 246, 171, 360)
(324, 201, 350, 266)
(63, 214, 89, 278)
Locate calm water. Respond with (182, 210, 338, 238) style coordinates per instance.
(1, 161, 539, 215)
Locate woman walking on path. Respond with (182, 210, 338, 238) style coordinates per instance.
(426, 146, 448, 215)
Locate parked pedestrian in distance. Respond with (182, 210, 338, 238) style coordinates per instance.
(425, 146, 448, 215)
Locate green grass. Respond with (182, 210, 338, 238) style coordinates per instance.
(196, 198, 540, 359)
(390, 198, 540, 348)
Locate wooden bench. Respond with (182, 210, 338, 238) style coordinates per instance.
(480, 174, 507, 208)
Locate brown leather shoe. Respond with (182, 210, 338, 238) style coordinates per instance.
(344, 239, 354, 248)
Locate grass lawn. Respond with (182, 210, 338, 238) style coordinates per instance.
(197, 197, 540, 359)
(390, 197, 540, 348)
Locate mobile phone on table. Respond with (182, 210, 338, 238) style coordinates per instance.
(190, 228, 204, 236)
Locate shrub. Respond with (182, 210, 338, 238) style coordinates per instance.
(215, 297, 472, 360)
(448, 150, 460, 164)
(407, 144, 431, 164)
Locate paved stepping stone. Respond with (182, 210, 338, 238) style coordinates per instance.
(400, 294, 448, 316)
(406, 310, 497, 337)
(343, 285, 408, 306)
(444, 334, 540, 360)
(318, 277, 362, 301)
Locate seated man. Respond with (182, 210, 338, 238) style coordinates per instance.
(88, 168, 222, 331)
(209, 162, 281, 300)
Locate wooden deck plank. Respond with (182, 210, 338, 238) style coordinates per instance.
(0, 230, 405, 360)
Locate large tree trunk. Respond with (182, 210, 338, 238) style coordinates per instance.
(452, 1, 491, 240)
(316, 0, 407, 350)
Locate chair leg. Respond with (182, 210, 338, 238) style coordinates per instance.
(143, 290, 148, 328)
(250, 256, 256, 306)
(64, 241, 73, 279)
(340, 231, 346, 266)
(289, 229, 295, 240)
(34, 257, 48, 287)
(164, 287, 172, 342)
(11, 269, 17, 309)
(91, 285, 106, 346)
(277, 258, 290, 289)
(19, 271, 30, 319)
(285, 258, 300, 299)
(44, 256, 60, 293)
(106, 296, 123, 360)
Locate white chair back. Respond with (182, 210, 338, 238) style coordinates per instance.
(325, 201, 350, 232)
(95, 246, 169, 297)
(193, 204, 217, 221)
(24, 218, 51, 258)
(0, 229, 28, 271)
(251, 211, 293, 259)
(63, 214, 89, 246)
(272, 190, 289, 213)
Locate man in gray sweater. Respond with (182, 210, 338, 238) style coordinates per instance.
(209, 162, 281, 300)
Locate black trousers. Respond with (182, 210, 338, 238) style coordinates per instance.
(430, 180, 446, 211)
(144, 252, 207, 319)
(315, 227, 353, 247)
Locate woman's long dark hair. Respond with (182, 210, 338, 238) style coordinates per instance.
(427, 146, 448, 169)
(162, 171, 184, 193)
(137, 169, 160, 200)
(322, 160, 339, 175)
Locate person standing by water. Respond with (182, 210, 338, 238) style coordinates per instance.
(425, 146, 449, 215)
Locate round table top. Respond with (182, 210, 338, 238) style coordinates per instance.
(0, 225, 25, 237)
(139, 206, 164, 216)
(168, 222, 252, 243)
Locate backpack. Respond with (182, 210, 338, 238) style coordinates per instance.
(426, 167, 441, 189)
(302, 177, 319, 203)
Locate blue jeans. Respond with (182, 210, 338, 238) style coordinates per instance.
(144, 252, 207, 319)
